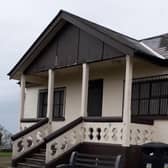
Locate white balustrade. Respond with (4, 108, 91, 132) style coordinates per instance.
(13, 120, 154, 163)
(46, 122, 124, 163)
(12, 122, 49, 159)
(46, 123, 83, 162)
(83, 122, 124, 144)
(129, 123, 154, 145)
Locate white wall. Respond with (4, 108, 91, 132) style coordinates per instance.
(23, 58, 168, 137)
(90, 61, 125, 117)
(133, 57, 168, 78)
(153, 120, 168, 143)
(24, 87, 40, 118)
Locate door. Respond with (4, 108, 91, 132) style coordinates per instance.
(87, 79, 103, 117)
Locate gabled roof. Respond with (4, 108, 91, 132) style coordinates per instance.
(8, 10, 168, 79)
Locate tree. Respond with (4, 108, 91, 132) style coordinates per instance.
(0, 132, 2, 146)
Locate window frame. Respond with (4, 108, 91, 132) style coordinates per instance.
(52, 87, 66, 121)
(37, 87, 66, 121)
(131, 77, 168, 118)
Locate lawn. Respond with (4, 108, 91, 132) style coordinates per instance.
(0, 152, 12, 168)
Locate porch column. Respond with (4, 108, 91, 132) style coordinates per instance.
(123, 55, 133, 146)
(47, 69, 55, 122)
(81, 63, 89, 117)
(20, 74, 26, 121)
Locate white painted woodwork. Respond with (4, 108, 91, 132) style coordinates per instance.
(123, 55, 133, 124)
(26, 75, 48, 85)
(21, 59, 168, 145)
(129, 123, 153, 145)
(20, 74, 26, 121)
(12, 122, 49, 159)
(123, 55, 133, 147)
(47, 69, 55, 121)
(46, 121, 153, 163)
(81, 63, 89, 116)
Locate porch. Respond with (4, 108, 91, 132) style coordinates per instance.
(11, 55, 168, 167)
(20, 55, 168, 124)
(19, 57, 162, 131)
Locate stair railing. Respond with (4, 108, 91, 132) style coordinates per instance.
(45, 117, 124, 164)
(45, 117, 83, 164)
(11, 118, 49, 159)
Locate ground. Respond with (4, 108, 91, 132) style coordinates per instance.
(0, 152, 11, 168)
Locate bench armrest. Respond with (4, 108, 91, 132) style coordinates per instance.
(56, 164, 72, 168)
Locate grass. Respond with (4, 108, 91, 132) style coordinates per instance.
(0, 152, 11, 168)
(0, 152, 12, 157)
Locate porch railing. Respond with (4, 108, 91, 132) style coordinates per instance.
(11, 118, 49, 159)
(12, 117, 154, 164)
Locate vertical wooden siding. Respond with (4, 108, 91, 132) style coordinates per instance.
(25, 23, 124, 74)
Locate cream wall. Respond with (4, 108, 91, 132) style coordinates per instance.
(133, 57, 168, 78)
(90, 61, 125, 117)
(23, 58, 168, 137)
(23, 61, 126, 131)
(153, 120, 168, 143)
(24, 87, 40, 118)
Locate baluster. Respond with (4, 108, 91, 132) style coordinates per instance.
(17, 139, 24, 152)
(89, 128, 94, 140)
(96, 128, 101, 141)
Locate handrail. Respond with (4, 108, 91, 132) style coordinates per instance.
(11, 118, 49, 141)
(45, 117, 83, 143)
(83, 117, 122, 122)
(20, 118, 45, 123)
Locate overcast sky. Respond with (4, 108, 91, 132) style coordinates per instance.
(0, 0, 168, 133)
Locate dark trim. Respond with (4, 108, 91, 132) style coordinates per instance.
(20, 118, 44, 123)
(131, 116, 154, 125)
(132, 115, 168, 121)
(83, 117, 122, 122)
(132, 76, 168, 118)
(133, 73, 168, 82)
(52, 117, 65, 121)
(11, 118, 48, 141)
(8, 10, 142, 79)
(45, 117, 83, 143)
(37, 87, 66, 120)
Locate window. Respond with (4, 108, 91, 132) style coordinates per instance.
(132, 78, 168, 117)
(38, 88, 65, 120)
(53, 88, 65, 120)
(38, 91, 48, 118)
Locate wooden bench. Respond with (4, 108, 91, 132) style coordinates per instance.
(56, 152, 123, 168)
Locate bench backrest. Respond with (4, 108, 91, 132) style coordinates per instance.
(70, 152, 122, 168)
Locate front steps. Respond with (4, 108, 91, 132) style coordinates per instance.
(12, 143, 142, 168)
(15, 146, 46, 168)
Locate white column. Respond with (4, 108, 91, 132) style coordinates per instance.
(81, 63, 89, 117)
(20, 74, 26, 120)
(123, 55, 133, 146)
(47, 69, 55, 122)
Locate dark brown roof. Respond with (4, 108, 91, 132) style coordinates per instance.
(8, 10, 168, 79)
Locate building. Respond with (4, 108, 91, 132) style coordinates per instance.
(9, 10, 168, 168)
